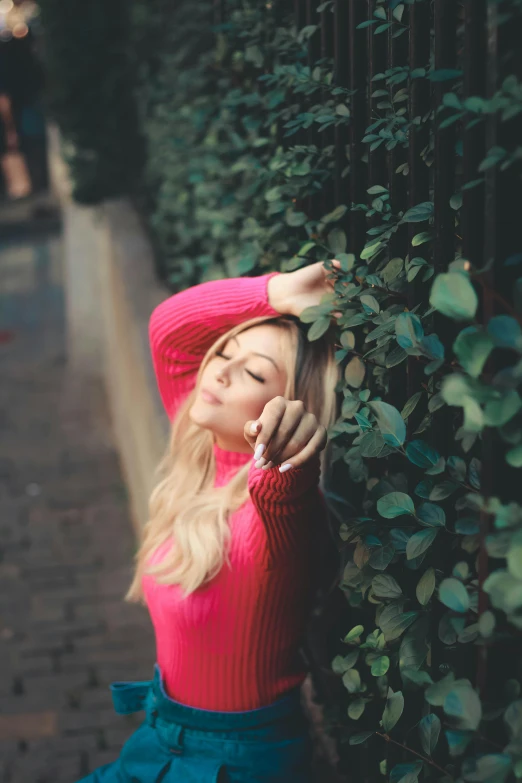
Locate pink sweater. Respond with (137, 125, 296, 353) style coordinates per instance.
(143, 273, 325, 711)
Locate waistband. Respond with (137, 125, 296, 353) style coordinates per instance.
(110, 663, 304, 731)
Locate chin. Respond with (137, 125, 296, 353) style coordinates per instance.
(189, 401, 217, 432)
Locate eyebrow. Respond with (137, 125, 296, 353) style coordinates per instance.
(231, 336, 280, 371)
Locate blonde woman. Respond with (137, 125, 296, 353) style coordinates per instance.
(79, 261, 340, 783)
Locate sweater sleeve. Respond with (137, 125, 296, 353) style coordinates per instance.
(149, 273, 280, 420)
(248, 457, 324, 566)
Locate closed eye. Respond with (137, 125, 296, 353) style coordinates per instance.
(215, 351, 265, 383)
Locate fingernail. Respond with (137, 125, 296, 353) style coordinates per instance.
(279, 463, 293, 473)
(251, 421, 259, 434)
(253, 444, 265, 461)
(255, 458, 267, 469)
(261, 461, 273, 470)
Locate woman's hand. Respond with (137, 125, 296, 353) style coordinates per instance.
(244, 396, 327, 472)
(267, 259, 341, 318)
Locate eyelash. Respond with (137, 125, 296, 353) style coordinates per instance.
(215, 351, 265, 384)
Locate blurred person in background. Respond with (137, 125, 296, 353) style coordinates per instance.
(0, 4, 47, 199)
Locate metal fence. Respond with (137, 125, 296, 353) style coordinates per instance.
(276, 2, 522, 779)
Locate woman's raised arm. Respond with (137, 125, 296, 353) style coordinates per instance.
(149, 273, 280, 419)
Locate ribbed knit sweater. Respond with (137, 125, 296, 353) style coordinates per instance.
(143, 273, 325, 711)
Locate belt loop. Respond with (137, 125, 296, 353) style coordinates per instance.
(110, 679, 153, 715)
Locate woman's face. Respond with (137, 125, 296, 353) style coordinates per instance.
(189, 324, 289, 453)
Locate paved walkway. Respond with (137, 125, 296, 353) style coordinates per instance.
(0, 221, 155, 781)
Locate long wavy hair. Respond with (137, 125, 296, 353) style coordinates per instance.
(126, 314, 339, 602)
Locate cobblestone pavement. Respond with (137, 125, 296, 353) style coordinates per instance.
(0, 227, 155, 782)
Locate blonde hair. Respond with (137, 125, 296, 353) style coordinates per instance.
(126, 315, 338, 602)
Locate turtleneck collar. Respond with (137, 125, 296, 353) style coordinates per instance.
(213, 442, 252, 487)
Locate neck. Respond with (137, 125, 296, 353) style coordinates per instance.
(214, 435, 252, 455)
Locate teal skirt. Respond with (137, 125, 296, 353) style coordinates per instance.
(77, 664, 313, 782)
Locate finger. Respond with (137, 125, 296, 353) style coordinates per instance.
(262, 400, 306, 464)
(278, 425, 328, 471)
(267, 412, 318, 467)
(244, 419, 262, 451)
(253, 396, 287, 462)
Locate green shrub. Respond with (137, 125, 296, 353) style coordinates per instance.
(39, 0, 143, 203)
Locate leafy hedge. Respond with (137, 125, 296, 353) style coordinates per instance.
(39, 0, 143, 203)
(41, 0, 522, 780)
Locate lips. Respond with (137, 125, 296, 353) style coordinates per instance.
(201, 388, 223, 405)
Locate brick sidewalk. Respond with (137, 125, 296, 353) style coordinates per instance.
(0, 230, 155, 782)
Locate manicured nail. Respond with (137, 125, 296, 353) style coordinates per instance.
(279, 463, 293, 473)
(262, 461, 274, 470)
(255, 458, 267, 469)
(251, 421, 260, 434)
(253, 444, 265, 461)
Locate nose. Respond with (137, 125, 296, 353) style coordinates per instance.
(215, 367, 229, 386)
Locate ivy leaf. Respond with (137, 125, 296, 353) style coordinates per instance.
(406, 529, 438, 560)
(439, 578, 470, 613)
(506, 445, 522, 468)
(345, 356, 366, 388)
(348, 698, 366, 720)
(328, 228, 347, 253)
(412, 231, 432, 246)
(382, 690, 405, 732)
(361, 240, 384, 260)
(416, 567, 436, 606)
(382, 256, 403, 284)
(349, 731, 373, 745)
(426, 673, 456, 706)
(368, 401, 406, 446)
(484, 390, 522, 427)
(307, 316, 330, 341)
(369, 544, 396, 570)
(371, 656, 390, 676)
(321, 204, 348, 224)
(343, 668, 362, 693)
(360, 294, 380, 314)
(450, 192, 463, 210)
(402, 392, 423, 420)
(332, 650, 359, 675)
(430, 272, 478, 321)
(285, 209, 308, 227)
(377, 492, 415, 519)
(487, 315, 522, 351)
(395, 312, 424, 349)
(344, 625, 364, 643)
(340, 330, 355, 349)
(428, 68, 463, 82)
(367, 185, 388, 195)
(419, 714, 441, 756)
(373, 574, 403, 599)
(406, 440, 441, 468)
(447, 456, 466, 482)
(462, 755, 512, 782)
(402, 202, 434, 223)
(453, 327, 494, 377)
(379, 605, 419, 641)
(417, 502, 446, 527)
(444, 683, 482, 730)
(468, 457, 481, 489)
(359, 431, 388, 458)
(265, 186, 282, 202)
(429, 481, 459, 501)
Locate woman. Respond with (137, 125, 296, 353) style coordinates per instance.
(80, 260, 340, 783)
